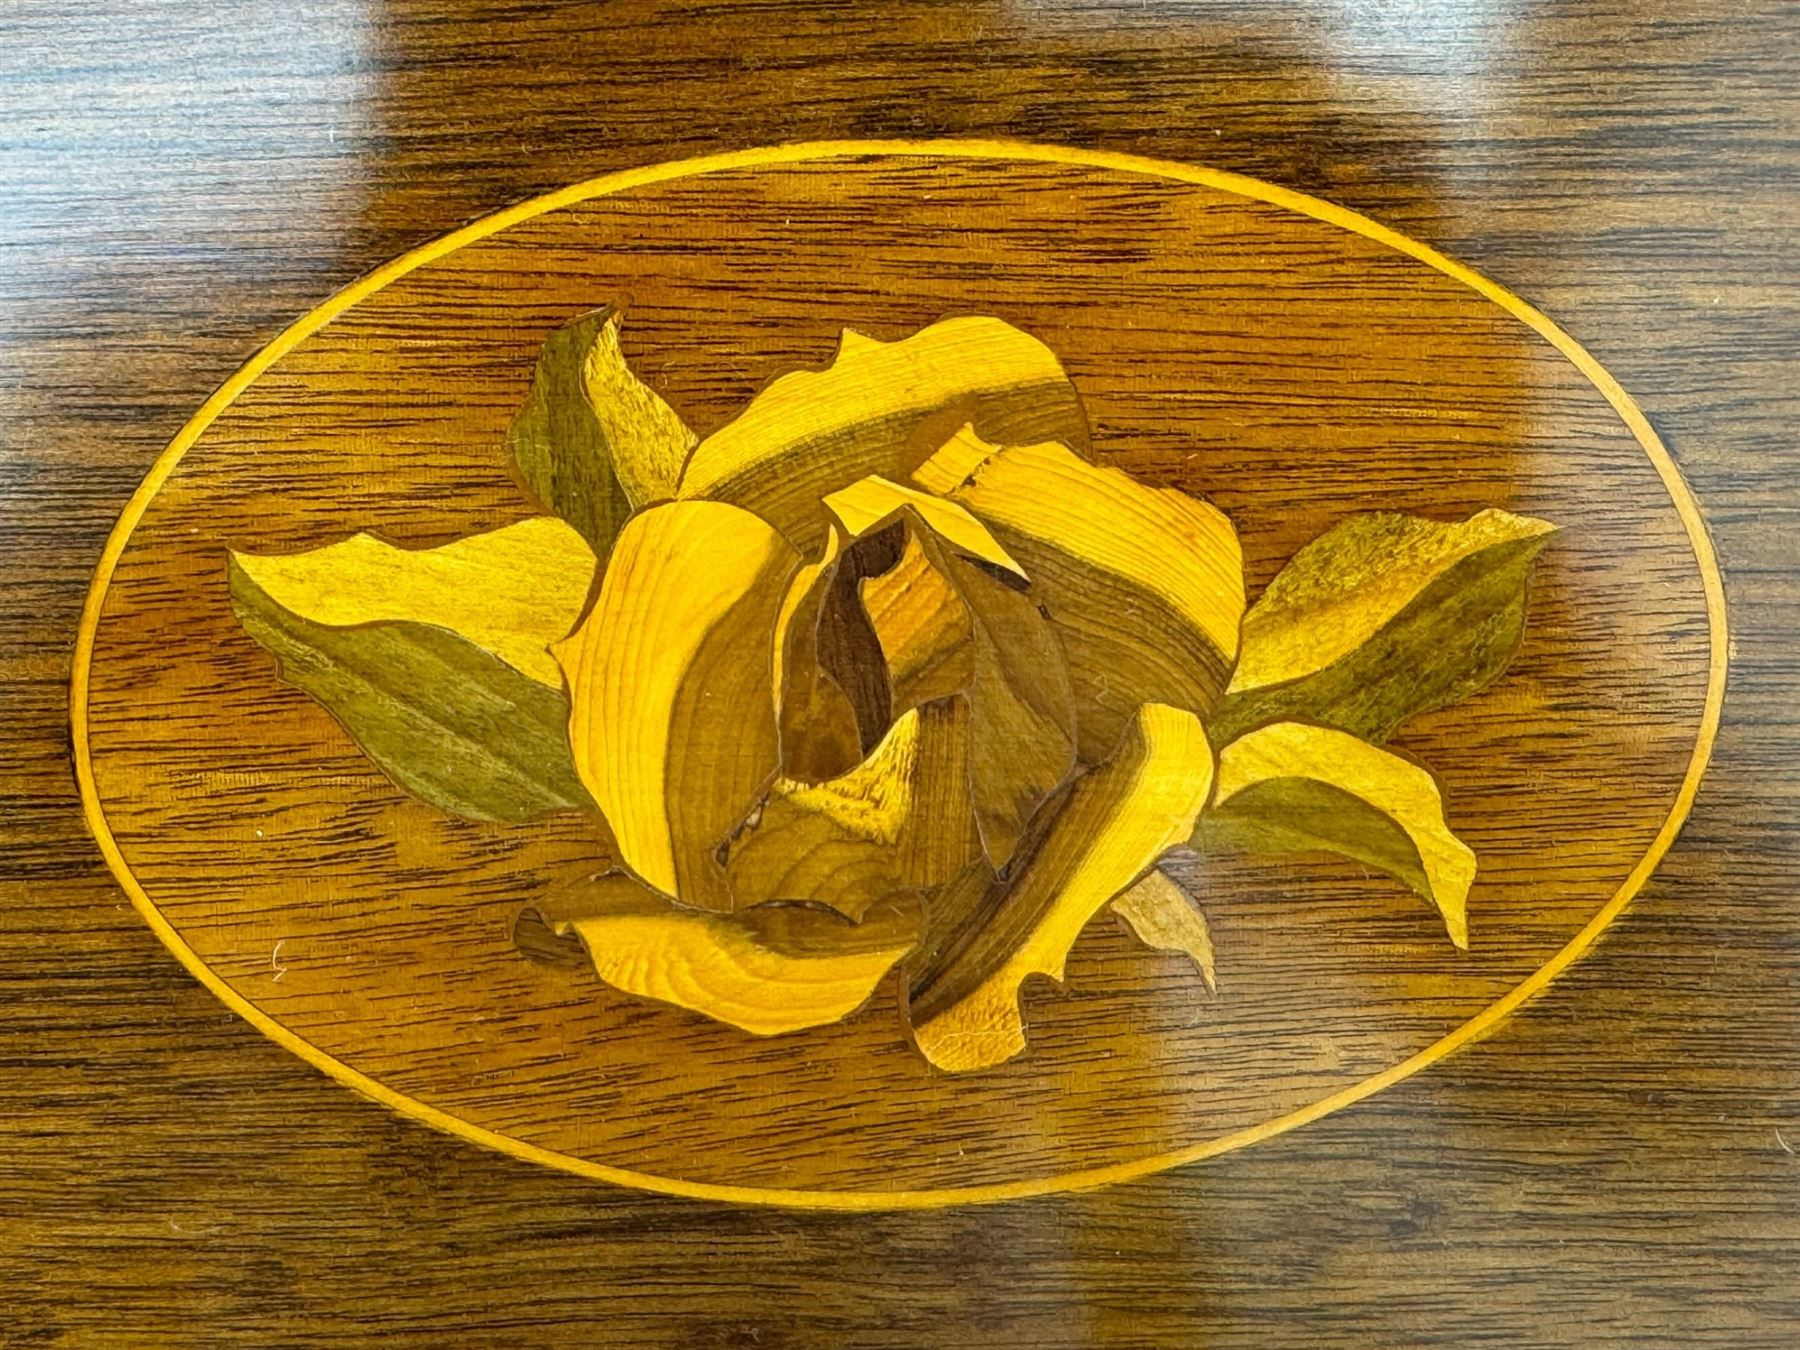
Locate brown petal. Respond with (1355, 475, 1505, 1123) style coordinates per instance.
(951, 440, 1244, 762)
(722, 698, 983, 918)
(861, 532, 976, 717)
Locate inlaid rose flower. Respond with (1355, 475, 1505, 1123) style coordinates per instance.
(229, 310, 1553, 1072)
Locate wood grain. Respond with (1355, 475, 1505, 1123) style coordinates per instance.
(4, 0, 1797, 1343)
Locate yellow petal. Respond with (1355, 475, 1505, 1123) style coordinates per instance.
(554, 876, 919, 1036)
(723, 699, 983, 917)
(676, 317, 1089, 549)
(770, 530, 841, 710)
(952, 440, 1244, 762)
(823, 475, 1025, 579)
(910, 423, 1003, 496)
(908, 702, 1216, 1072)
(231, 517, 596, 688)
(554, 501, 799, 908)
(1203, 721, 1475, 948)
(1111, 868, 1216, 991)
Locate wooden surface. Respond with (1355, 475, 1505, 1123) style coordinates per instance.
(4, 1, 1797, 1343)
(75, 148, 1714, 1201)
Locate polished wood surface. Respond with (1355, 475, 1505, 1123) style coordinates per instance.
(77, 150, 1712, 1201)
(5, 2, 1797, 1343)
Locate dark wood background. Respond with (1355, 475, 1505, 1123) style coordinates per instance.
(4, 1, 1795, 1343)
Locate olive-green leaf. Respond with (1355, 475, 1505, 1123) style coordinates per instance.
(229, 557, 593, 823)
(1109, 866, 1216, 990)
(506, 307, 698, 555)
(229, 519, 597, 690)
(1210, 509, 1556, 746)
(1195, 721, 1475, 948)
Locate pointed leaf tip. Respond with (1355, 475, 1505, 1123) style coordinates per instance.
(1215, 508, 1556, 745)
(230, 518, 596, 689)
(1200, 721, 1475, 949)
(1111, 867, 1217, 991)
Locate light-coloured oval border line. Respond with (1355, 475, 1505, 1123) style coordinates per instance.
(71, 139, 1729, 1211)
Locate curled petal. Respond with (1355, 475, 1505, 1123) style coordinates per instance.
(951, 439, 1245, 762)
(857, 518, 1076, 867)
(861, 532, 976, 714)
(908, 702, 1216, 1072)
(770, 525, 898, 777)
(823, 475, 1026, 579)
(677, 317, 1089, 550)
(934, 542, 1079, 867)
(554, 501, 799, 908)
(769, 530, 866, 781)
(549, 875, 920, 1036)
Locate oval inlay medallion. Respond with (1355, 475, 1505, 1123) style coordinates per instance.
(73, 141, 1726, 1208)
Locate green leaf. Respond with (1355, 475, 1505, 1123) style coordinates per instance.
(229, 556, 593, 823)
(1195, 721, 1475, 947)
(227, 518, 597, 822)
(506, 307, 697, 555)
(1210, 509, 1555, 745)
